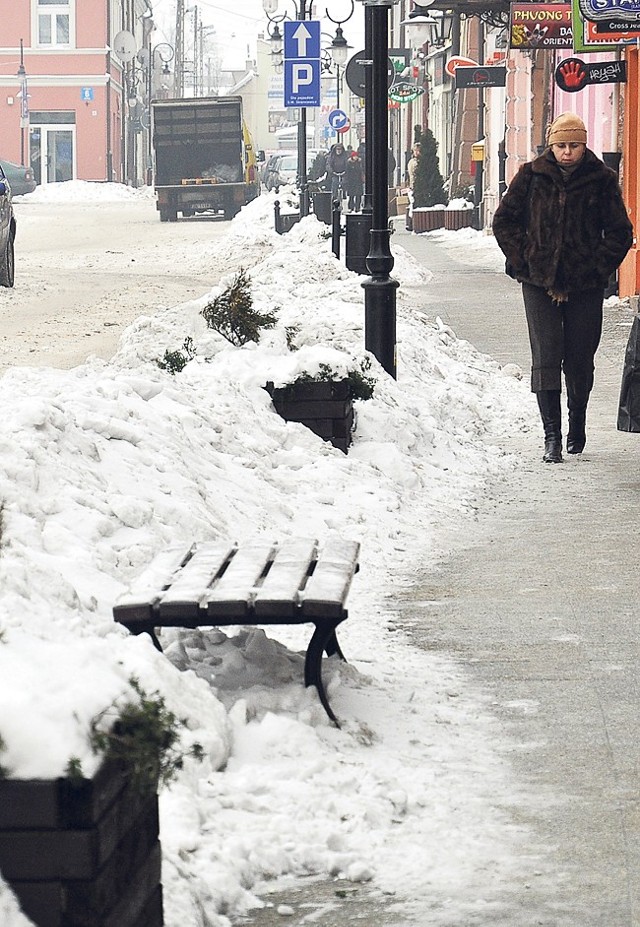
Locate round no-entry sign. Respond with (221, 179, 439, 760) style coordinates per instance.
(336, 118, 351, 134)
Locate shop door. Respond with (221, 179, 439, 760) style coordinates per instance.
(29, 126, 74, 184)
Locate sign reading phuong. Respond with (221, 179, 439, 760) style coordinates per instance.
(510, 3, 573, 49)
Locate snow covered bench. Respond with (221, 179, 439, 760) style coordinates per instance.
(113, 536, 360, 726)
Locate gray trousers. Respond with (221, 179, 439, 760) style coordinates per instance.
(521, 283, 604, 394)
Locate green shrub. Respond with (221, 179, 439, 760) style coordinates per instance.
(292, 357, 376, 401)
(413, 128, 448, 208)
(89, 677, 203, 795)
(202, 268, 277, 346)
(157, 336, 196, 374)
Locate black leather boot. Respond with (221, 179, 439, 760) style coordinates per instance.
(566, 409, 586, 454)
(566, 379, 589, 454)
(537, 390, 563, 463)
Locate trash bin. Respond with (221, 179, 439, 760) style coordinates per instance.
(312, 191, 333, 225)
(345, 213, 373, 275)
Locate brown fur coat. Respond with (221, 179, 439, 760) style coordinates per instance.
(492, 148, 633, 293)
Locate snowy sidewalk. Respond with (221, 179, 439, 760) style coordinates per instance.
(396, 227, 640, 926)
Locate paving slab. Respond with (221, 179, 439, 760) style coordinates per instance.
(234, 227, 640, 926)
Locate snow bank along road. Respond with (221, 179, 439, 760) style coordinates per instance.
(0, 197, 233, 374)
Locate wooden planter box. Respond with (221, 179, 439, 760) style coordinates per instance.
(412, 208, 445, 233)
(444, 208, 474, 230)
(266, 380, 354, 454)
(0, 761, 163, 927)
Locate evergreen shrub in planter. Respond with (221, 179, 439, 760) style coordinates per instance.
(0, 759, 163, 927)
(0, 678, 201, 927)
(265, 361, 375, 454)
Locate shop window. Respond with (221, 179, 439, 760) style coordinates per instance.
(37, 0, 70, 47)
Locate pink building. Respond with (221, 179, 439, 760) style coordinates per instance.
(0, 0, 155, 186)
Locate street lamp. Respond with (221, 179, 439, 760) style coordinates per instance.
(401, 9, 453, 48)
(325, 3, 353, 111)
(149, 43, 175, 96)
(16, 39, 29, 167)
(355, 0, 399, 379)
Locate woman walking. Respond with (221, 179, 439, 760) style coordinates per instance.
(344, 150, 364, 212)
(493, 113, 633, 463)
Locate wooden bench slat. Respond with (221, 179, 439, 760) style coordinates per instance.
(113, 545, 195, 624)
(253, 538, 318, 618)
(206, 541, 277, 619)
(158, 543, 237, 620)
(301, 539, 361, 619)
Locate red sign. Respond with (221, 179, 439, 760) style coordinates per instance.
(445, 56, 478, 78)
(336, 118, 351, 134)
(510, 3, 573, 49)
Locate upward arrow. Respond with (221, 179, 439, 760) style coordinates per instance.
(292, 23, 313, 57)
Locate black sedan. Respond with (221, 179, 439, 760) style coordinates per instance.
(0, 159, 36, 197)
(0, 164, 16, 287)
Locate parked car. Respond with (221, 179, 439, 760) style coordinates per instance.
(264, 150, 322, 191)
(0, 164, 16, 287)
(0, 159, 36, 197)
(262, 150, 294, 189)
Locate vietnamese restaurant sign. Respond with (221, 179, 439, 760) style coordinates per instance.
(509, 3, 573, 49)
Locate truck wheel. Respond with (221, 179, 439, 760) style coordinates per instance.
(224, 205, 239, 220)
(0, 234, 15, 288)
(168, 209, 178, 222)
(159, 208, 170, 222)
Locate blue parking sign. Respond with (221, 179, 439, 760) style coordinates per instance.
(284, 59, 321, 107)
(283, 20, 320, 107)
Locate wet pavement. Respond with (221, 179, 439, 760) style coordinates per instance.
(233, 226, 640, 926)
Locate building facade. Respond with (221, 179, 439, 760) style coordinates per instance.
(0, 0, 154, 186)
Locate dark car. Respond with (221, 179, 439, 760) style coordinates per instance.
(0, 159, 36, 197)
(0, 164, 16, 287)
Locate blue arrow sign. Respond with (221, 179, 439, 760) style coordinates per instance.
(284, 20, 321, 59)
(283, 20, 321, 107)
(328, 108, 348, 129)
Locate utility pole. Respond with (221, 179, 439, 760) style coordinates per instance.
(174, 0, 184, 97)
(193, 6, 199, 97)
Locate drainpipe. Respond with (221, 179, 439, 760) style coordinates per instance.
(106, 0, 113, 181)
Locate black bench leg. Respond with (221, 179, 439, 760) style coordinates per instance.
(304, 623, 343, 727)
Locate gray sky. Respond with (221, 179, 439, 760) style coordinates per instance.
(151, 0, 365, 70)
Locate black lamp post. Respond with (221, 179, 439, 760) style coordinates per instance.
(356, 0, 398, 379)
(17, 39, 29, 167)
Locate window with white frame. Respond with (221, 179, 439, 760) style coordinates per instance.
(37, 0, 70, 47)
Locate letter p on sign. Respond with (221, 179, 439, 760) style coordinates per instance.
(293, 64, 313, 93)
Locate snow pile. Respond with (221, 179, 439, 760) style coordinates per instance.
(0, 187, 536, 926)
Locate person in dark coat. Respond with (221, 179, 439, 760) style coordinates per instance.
(492, 113, 633, 463)
(326, 143, 348, 199)
(344, 150, 364, 212)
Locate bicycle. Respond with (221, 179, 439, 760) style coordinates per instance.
(331, 171, 346, 212)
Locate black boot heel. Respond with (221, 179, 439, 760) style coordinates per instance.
(537, 390, 563, 463)
(567, 410, 586, 454)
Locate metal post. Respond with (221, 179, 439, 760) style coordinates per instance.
(362, 8, 373, 213)
(298, 0, 310, 217)
(362, 1, 398, 379)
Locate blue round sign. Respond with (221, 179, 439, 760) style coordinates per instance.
(328, 109, 348, 130)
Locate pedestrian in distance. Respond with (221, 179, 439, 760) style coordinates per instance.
(492, 112, 633, 463)
(344, 150, 364, 212)
(406, 142, 421, 192)
(326, 142, 348, 201)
